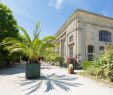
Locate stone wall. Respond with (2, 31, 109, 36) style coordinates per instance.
(79, 12, 113, 61)
(55, 10, 113, 62)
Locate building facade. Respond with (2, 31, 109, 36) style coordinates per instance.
(55, 9, 113, 62)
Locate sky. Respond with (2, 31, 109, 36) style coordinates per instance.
(1, 0, 113, 38)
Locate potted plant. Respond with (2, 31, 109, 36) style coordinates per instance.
(1, 22, 55, 78)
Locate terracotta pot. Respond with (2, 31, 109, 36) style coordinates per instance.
(68, 64, 74, 74)
(68, 68, 74, 74)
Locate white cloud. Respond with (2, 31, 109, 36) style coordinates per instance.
(48, 0, 64, 10)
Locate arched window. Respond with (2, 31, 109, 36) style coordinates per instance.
(99, 30, 112, 42)
(69, 35, 73, 42)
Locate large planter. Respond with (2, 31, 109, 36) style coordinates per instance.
(26, 62, 41, 78)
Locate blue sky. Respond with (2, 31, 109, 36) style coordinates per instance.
(1, 0, 113, 38)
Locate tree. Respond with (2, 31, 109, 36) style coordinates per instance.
(0, 3, 19, 67)
(0, 3, 19, 41)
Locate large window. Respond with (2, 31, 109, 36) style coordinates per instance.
(99, 30, 111, 42)
(69, 35, 73, 42)
(69, 47, 73, 58)
(88, 45, 95, 61)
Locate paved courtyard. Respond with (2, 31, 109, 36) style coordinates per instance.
(0, 63, 113, 95)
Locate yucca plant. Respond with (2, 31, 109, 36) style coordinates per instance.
(1, 22, 55, 78)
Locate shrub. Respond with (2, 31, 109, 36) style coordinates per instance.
(86, 67, 96, 76)
(58, 57, 64, 67)
(63, 63, 67, 68)
(86, 44, 113, 82)
(82, 61, 92, 70)
(0, 53, 6, 67)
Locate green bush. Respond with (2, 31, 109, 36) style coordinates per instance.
(58, 57, 64, 67)
(82, 61, 92, 70)
(63, 63, 67, 68)
(86, 67, 96, 76)
(86, 44, 113, 82)
(0, 53, 6, 67)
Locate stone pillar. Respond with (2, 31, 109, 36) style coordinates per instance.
(65, 34, 68, 62)
(59, 37, 62, 57)
(76, 19, 82, 62)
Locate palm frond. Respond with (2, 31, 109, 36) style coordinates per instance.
(9, 48, 26, 55)
(33, 22, 41, 39)
(19, 26, 31, 42)
(32, 37, 42, 51)
(42, 36, 56, 42)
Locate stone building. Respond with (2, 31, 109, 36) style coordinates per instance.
(55, 9, 113, 62)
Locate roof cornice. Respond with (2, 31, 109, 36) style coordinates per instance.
(77, 9, 113, 20)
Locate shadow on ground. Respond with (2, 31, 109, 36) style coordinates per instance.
(0, 64, 25, 75)
(0, 64, 52, 75)
(18, 73, 82, 95)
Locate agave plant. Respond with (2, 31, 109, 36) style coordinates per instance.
(1, 22, 55, 63)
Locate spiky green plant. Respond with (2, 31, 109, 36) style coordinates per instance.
(1, 22, 55, 63)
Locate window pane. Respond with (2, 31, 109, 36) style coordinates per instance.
(88, 45, 94, 53)
(69, 47, 73, 58)
(99, 30, 111, 42)
(100, 32, 102, 36)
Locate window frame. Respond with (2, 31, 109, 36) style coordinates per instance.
(99, 30, 112, 42)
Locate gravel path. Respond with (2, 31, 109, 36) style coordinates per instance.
(0, 64, 113, 95)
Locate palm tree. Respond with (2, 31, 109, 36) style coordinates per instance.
(1, 22, 55, 78)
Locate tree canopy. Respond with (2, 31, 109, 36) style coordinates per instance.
(0, 3, 19, 42)
(0, 3, 19, 67)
